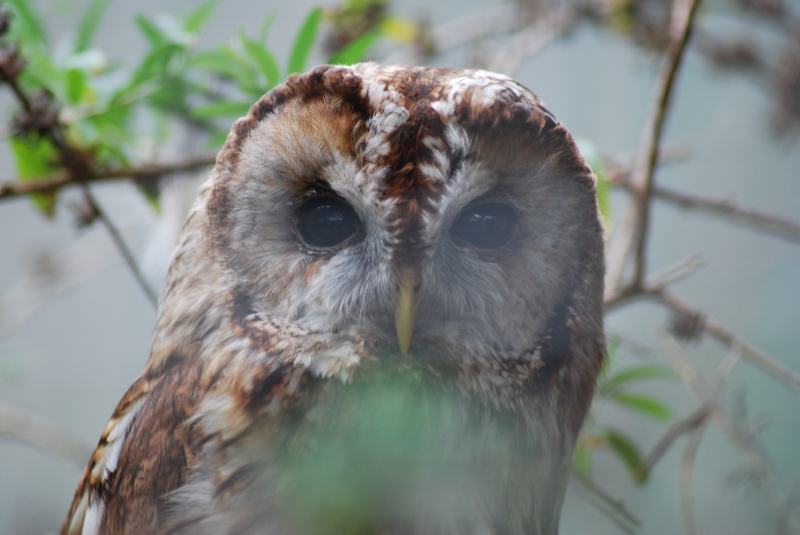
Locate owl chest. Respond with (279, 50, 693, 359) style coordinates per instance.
(186, 372, 564, 535)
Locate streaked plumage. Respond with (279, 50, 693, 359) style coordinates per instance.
(62, 64, 605, 535)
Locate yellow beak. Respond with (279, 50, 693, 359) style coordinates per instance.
(394, 274, 416, 355)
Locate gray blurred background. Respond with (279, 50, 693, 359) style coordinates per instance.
(0, 0, 799, 533)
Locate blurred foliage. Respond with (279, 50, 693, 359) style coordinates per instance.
(324, 0, 417, 58)
(0, 0, 383, 213)
(576, 137, 612, 230)
(574, 339, 677, 486)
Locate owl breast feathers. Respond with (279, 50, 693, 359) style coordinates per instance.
(62, 64, 605, 535)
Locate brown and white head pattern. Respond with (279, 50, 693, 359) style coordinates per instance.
(62, 63, 605, 535)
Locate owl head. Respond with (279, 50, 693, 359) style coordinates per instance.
(155, 61, 604, 428)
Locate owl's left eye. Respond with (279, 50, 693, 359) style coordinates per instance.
(451, 202, 517, 250)
(296, 196, 364, 250)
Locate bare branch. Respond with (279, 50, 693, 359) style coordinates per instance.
(657, 289, 800, 390)
(0, 156, 216, 202)
(81, 185, 158, 307)
(570, 470, 641, 534)
(711, 340, 744, 388)
(487, 11, 573, 75)
(654, 185, 800, 243)
(605, 0, 702, 295)
(605, 282, 800, 390)
(0, 402, 92, 468)
(641, 405, 710, 474)
(641, 335, 741, 475)
(659, 334, 800, 532)
(679, 423, 708, 535)
(608, 168, 800, 244)
(643, 253, 707, 290)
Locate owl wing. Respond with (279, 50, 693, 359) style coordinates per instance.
(60, 355, 203, 535)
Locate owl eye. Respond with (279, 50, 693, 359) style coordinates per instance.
(296, 195, 364, 249)
(451, 202, 516, 250)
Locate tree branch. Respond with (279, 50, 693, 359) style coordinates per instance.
(641, 334, 742, 475)
(570, 470, 641, 534)
(659, 334, 800, 533)
(0, 156, 216, 202)
(607, 285, 800, 390)
(607, 167, 800, 244)
(641, 405, 711, 474)
(605, 0, 702, 296)
(81, 185, 158, 307)
(0, 402, 92, 468)
(487, 10, 573, 75)
(656, 289, 800, 390)
(679, 422, 707, 535)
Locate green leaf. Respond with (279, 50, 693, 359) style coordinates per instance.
(183, 0, 218, 33)
(65, 68, 88, 104)
(191, 100, 252, 120)
(287, 7, 323, 75)
(241, 36, 281, 89)
(604, 429, 647, 485)
(8, 136, 60, 216)
(5, 0, 47, 47)
(190, 50, 242, 78)
(200, 45, 261, 93)
(259, 13, 276, 44)
(572, 436, 594, 478)
(137, 13, 194, 47)
(328, 29, 381, 65)
(600, 364, 678, 397)
(205, 129, 230, 150)
(574, 137, 611, 228)
(135, 14, 168, 47)
(18, 48, 64, 95)
(75, 0, 113, 52)
(610, 392, 673, 421)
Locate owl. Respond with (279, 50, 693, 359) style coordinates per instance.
(61, 64, 605, 535)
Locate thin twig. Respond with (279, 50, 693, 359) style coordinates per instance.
(605, 0, 702, 296)
(679, 422, 707, 535)
(641, 336, 740, 475)
(487, 11, 573, 75)
(641, 405, 710, 474)
(659, 334, 800, 533)
(0, 402, 92, 468)
(81, 185, 158, 307)
(570, 470, 641, 534)
(643, 253, 707, 290)
(608, 168, 800, 244)
(606, 286, 800, 389)
(711, 340, 743, 389)
(0, 156, 217, 201)
(657, 289, 800, 390)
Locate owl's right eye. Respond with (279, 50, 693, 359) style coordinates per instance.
(296, 196, 364, 250)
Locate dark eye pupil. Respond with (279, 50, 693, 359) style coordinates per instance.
(297, 196, 362, 249)
(451, 202, 516, 250)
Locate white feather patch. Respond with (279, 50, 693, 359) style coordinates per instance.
(81, 501, 105, 535)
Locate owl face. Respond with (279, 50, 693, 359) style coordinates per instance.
(198, 64, 603, 404)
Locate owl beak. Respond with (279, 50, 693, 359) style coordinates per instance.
(394, 273, 416, 355)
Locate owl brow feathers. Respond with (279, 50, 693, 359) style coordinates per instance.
(206, 63, 588, 260)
